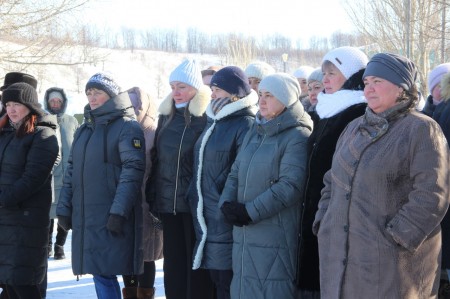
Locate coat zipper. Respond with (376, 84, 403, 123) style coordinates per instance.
(173, 125, 187, 215)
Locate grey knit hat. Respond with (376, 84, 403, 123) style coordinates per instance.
(244, 61, 275, 80)
(322, 46, 368, 79)
(85, 72, 121, 98)
(363, 52, 417, 90)
(308, 68, 324, 84)
(258, 73, 300, 107)
(2, 82, 43, 115)
(169, 59, 203, 90)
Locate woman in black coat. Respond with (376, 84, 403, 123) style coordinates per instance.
(296, 46, 369, 298)
(0, 83, 59, 299)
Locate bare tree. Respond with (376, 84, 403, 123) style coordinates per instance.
(343, 0, 450, 92)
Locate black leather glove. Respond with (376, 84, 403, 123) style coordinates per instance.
(106, 214, 126, 235)
(57, 216, 72, 231)
(220, 201, 251, 227)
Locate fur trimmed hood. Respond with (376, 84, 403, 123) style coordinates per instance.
(158, 85, 211, 116)
(441, 72, 450, 102)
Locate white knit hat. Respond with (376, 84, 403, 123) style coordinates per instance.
(428, 63, 450, 94)
(244, 61, 275, 80)
(322, 46, 368, 79)
(259, 73, 300, 107)
(169, 59, 203, 90)
(293, 66, 315, 79)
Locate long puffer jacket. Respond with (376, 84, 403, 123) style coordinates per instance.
(220, 100, 313, 299)
(57, 92, 145, 276)
(190, 91, 258, 271)
(0, 113, 59, 285)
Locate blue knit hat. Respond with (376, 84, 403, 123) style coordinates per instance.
(85, 72, 121, 98)
(308, 68, 324, 84)
(210, 66, 252, 98)
(169, 59, 203, 90)
(259, 73, 300, 107)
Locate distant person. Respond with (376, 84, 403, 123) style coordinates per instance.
(189, 66, 258, 299)
(146, 59, 214, 299)
(0, 83, 59, 299)
(423, 63, 450, 117)
(293, 65, 315, 101)
(121, 87, 163, 299)
(44, 87, 79, 260)
(201, 66, 222, 86)
(314, 52, 449, 298)
(244, 61, 275, 92)
(296, 46, 368, 298)
(57, 72, 145, 299)
(219, 73, 312, 298)
(306, 68, 324, 125)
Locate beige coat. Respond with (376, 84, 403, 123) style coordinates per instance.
(314, 109, 449, 299)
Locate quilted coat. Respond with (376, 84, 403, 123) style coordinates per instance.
(220, 100, 313, 299)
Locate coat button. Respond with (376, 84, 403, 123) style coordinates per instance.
(346, 194, 350, 200)
(344, 225, 349, 232)
(342, 258, 347, 265)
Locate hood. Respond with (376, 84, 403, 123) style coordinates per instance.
(83, 91, 135, 125)
(126, 86, 157, 130)
(256, 100, 313, 137)
(44, 87, 69, 115)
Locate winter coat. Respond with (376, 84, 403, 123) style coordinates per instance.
(313, 107, 449, 299)
(126, 87, 163, 262)
(147, 86, 209, 214)
(0, 113, 59, 285)
(190, 91, 258, 271)
(44, 87, 79, 219)
(433, 74, 450, 270)
(57, 92, 146, 276)
(422, 94, 438, 117)
(220, 100, 313, 299)
(296, 102, 366, 291)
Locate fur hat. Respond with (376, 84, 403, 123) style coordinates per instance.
(293, 66, 315, 79)
(244, 61, 275, 80)
(210, 66, 252, 98)
(1, 72, 38, 91)
(259, 73, 300, 107)
(308, 68, 324, 84)
(363, 52, 417, 91)
(169, 59, 203, 90)
(322, 46, 368, 79)
(428, 63, 450, 94)
(2, 82, 43, 114)
(85, 72, 120, 98)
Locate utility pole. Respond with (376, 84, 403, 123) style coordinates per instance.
(405, 0, 411, 58)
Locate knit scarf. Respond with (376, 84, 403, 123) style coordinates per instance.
(210, 97, 232, 115)
(360, 100, 412, 141)
(316, 90, 366, 119)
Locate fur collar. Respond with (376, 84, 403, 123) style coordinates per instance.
(316, 90, 366, 118)
(441, 72, 450, 102)
(158, 85, 211, 116)
(205, 90, 259, 120)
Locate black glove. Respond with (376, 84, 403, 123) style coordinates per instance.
(220, 201, 251, 227)
(106, 214, 126, 235)
(57, 216, 72, 231)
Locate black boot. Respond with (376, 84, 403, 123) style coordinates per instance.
(54, 224, 68, 260)
(48, 219, 54, 258)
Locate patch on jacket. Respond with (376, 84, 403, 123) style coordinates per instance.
(132, 138, 143, 149)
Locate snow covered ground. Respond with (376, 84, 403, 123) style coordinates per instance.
(47, 228, 166, 299)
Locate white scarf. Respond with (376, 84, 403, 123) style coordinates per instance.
(316, 90, 366, 118)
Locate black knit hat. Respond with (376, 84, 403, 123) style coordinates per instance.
(85, 72, 121, 98)
(210, 66, 252, 98)
(1, 72, 38, 91)
(2, 82, 43, 115)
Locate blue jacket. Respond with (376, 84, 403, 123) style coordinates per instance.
(57, 92, 145, 276)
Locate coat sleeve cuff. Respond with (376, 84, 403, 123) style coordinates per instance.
(386, 214, 427, 252)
